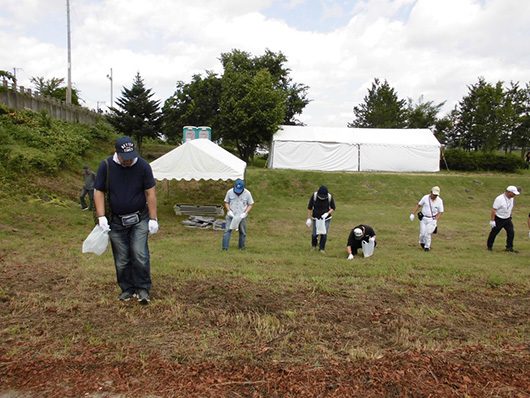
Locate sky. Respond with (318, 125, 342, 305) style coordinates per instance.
(1, 0, 529, 127)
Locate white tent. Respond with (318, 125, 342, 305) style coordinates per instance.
(150, 138, 246, 181)
(268, 126, 441, 172)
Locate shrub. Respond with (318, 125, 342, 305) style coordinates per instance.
(442, 149, 525, 172)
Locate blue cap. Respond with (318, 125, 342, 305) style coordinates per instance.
(234, 179, 245, 195)
(115, 136, 138, 160)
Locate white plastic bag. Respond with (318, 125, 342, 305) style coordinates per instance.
(315, 218, 327, 235)
(229, 215, 242, 230)
(82, 225, 109, 255)
(361, 240, 375, 258)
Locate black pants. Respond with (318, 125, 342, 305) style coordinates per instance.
(487, 216, 514, 249)
(351, 239, 377, 255)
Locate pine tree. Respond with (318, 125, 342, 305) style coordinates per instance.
(348, 78, 407, 128)
(107, 73, 161, 151)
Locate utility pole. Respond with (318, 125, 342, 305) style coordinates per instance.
(66, 0, 72, 104)
(12, 67, 21, 85)
(96, 101, 105, 113)
(106, 68, 113, 108)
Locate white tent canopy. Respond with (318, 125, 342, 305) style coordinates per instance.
(268, 126, 441, 172)
(150, 138, 246, 181)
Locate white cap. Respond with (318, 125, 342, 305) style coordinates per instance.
(353, 228, 363, 239)
(506, 185, 520, 195)
(431, 186, 440, 195)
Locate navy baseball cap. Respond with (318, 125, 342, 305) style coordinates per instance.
(317, 185, 328, 200)
(115, 136, 138, 160)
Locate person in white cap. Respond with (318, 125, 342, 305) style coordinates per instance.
(487, 185, 520, 252)
(346, 224, 376, 259)
(409, 186, 444, 252)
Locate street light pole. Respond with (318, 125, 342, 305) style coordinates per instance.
(106, 68, 113, 108)
(66, 0, 72, 104)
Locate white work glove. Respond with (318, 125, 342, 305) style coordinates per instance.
(409, 213, 415, 221)
(528, 231, 530, 238)
(240, 212, 247, 219)
(489, 220, 496, 228)
(227, 210, 234, 218)
(98, 216, 110, 232)
(433, 220, 438, 227)
(369, 237, 375, 243)
(321, 212, 329, 220)
(305, 218, 312, 228)
(148, 219, 159, 235)
(347, 253, 354, 260)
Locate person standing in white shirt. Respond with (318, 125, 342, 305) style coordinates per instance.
(409, 186, 444, 252)
(487, 185, 520, 252)
(222, 179, 254, 251)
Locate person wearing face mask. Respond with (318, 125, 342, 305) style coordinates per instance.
(93, 136, 158, 305)
(222, 178, 254, 251)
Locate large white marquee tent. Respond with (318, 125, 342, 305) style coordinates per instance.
(268, 126, 441, 172)
(150, 138, 246, 181)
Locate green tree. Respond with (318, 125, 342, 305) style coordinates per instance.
(501, 82, 530, 155)
(434, 108, 457, 146)
(162, 49, 308, 157)
(405, 95, 445, 129)
(243, 49, 310, 125)
(0, 70, 16, 84)
(30, 76, 81, 105)
(348, 78, 407, 128)
(455, 78, 506, 151)
(107, 73, 161, 151)
(161, 71, 221, 143)
(218, 66, 286, 163)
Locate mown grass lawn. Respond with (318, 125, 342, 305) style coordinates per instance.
(0, 168, 529, 396)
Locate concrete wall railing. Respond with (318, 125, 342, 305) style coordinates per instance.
(0, 80, 102, 125)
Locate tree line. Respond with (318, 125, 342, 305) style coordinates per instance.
(3, 51, 528, 161)
(350, 78, 530, 156)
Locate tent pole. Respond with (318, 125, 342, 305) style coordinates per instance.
(441, 146, 450, 171)
(357, 144, 361, 172)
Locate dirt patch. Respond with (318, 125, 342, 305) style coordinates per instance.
(1, 346, 529, 397)
(1, 258, 529, 397)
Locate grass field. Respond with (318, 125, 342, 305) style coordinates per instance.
(1, 168, 529, 397)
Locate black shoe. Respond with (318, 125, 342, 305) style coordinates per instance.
(118, 291, 134, 301)
(505, 248, 518, 253)
(137, 289, 150, 305)
(424, 247, 430, 252)
(420, 243, 425, 249)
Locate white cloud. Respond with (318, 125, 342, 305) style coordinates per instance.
(0, 0, 529, 127)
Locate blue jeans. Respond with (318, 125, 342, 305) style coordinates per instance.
(222, 216, 247, 250)
(312, 218, 331, 250)
(109, 212, 151, 293)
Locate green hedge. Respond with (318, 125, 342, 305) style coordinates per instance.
(442, 149, 525, 172)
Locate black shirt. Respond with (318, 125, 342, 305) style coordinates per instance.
(347, 224, 376, 247)
(308, 193, 336, 219)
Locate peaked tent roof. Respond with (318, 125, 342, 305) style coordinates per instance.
(150, 138, 246, 181)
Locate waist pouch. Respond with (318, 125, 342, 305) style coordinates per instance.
(119, 211, 141, 227)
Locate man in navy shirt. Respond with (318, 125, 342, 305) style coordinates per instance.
(94, 136, 158, 304)
(306, 185, 336, 253)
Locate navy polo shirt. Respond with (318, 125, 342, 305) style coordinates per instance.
(94, 156, 156, 215)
